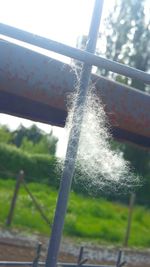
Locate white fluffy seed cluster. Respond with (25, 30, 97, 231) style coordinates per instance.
(60, 85, 139, 195)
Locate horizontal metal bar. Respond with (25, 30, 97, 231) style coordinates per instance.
(0, 23, 150, 84)
(0, 262, 114, 267)
(0, 262, 34, 267)
(0, 41, 150, 148)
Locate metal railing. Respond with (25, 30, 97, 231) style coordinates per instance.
(0, 243, 126, 267)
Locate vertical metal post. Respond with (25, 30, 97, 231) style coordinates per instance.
(6, 170, 24, 227)
(116, 250, 122, 267)
(123, 193, 136, 247)
(45, 1, 104, 267)
(116, 250, 126, 267)
(32, 242, 42, 267)
(77, 246, 88, 266)
(77, 246, 84, 265)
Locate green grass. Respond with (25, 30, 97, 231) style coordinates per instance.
(0, 178, 150, 248)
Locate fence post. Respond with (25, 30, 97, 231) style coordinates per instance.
(22, 179, 50, 225)
(77, 246, 88, 266)
(6, 170, 24, 227)
(123, 193, 135, 247)
(116, 250, 126, 267)
(32, 242, 42, 267)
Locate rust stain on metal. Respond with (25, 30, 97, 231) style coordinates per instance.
(0, 41, 150, 147)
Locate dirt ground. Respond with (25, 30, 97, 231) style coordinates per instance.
(0, 242, 76, 263)
(0, 229, 150, 267)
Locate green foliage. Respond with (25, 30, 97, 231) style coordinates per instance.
(0, 124, 58, 156)
(0, 142, 149, 205)
(100, 0, 150, 92)
(12, 124, 58, 155)
(1, 179, 150, 247)
(12, 124, 43, 147)
(0, 144, 59, 186)
(20, 136, 51, 155)
(0, 125, 12, 144)
(46, 131, 58, 155)
(110, 141, 150, 205)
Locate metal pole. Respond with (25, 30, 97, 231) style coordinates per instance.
(123, 193, 135, 247)
(32, 243, 42, 267)
(77, 246, 88, 266)
(6, 170, 24, 226)
(45, 1, 104, 267)
(0, 24, 150, 84)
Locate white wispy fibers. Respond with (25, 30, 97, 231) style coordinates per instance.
(60, 85, 139, 195)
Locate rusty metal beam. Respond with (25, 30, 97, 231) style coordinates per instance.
(0, 41, 150, 148)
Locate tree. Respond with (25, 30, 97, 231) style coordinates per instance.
(12, 124, 43, 147)
(0, 125, 12, 144)
(13, 125, 58, 156)
(97, 0, 150, 204)
(20, 131, 58, 155)
(100, 0, 150, 92)
(46, 130, 58, 155)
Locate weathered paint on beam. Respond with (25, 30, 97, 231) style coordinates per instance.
(0, 41, 150, 148)
(93, 76, 150, 147)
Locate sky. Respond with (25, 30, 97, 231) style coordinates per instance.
(0, 0, 114, 154)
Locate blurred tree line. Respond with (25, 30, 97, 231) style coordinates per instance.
(0, 124, 58, 156)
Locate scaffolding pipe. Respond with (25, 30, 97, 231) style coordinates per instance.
(0, 25, 150, 85)
(45, 1, 104, 267)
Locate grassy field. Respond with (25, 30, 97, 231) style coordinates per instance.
(0, 178, 150, 248)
